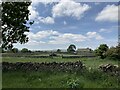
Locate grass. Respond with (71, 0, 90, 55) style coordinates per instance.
(2, 57, 119, 69)
(2, 70, 119, 88)
(2, 56, 119, 88)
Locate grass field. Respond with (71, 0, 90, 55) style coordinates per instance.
(2, 57, 119, 69)
(3, 70, 119, 88)
(2, 56, 119, 88)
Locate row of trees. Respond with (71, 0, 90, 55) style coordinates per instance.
(1, 48, 31, 53)
(1, 44, 120, 60)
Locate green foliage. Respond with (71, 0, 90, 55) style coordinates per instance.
(106, 46, 120, 59)
(2, 69, 119, 88)
(99, 44, 108, 52)
(12, 48, 18, 53)
(21, 48, 29, 53)
(1, 1, 33, 50)
(67, 79, 84, 88)
(57, 49, 61, 53)
(67, 44, 76, 53)
(95, 44, 108, 59)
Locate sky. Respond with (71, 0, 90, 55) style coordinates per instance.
(14, 0, 119, 50)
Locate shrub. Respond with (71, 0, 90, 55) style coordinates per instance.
(49, 53, 57, 57)
(67, 79, 84, 88)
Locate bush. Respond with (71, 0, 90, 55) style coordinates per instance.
(49, 53, 57, 57)
(105, 46, 120, 59)
(21, 48, 29, 53)
(67, 79, 84, 88)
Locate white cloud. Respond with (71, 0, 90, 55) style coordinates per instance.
(25, 30, 60, 40)
(24, 30, 103, 45)
(32, 0, 57, 6)
(38, 16, 55, 24)
(28, 6, 39, 20)
(94, 2, 100, 5)
(99, 28, 112, 33)
(29, 1, 55, 24)
(99, 28, 107, 32)
(63, 21, 67, 25)
(95, 4, 118, 22)
(49, 33, 87, 44)
(52, 0, 91, 20)
(39, 0, 54, 5)
(25, 40, 45, 46)
(31, 0, 40, 6)
(86, 32, 103, 40)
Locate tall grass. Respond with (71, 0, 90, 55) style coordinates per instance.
(2, 69, 119, 88)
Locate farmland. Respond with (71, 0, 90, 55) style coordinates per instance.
(2, 54, 120, 88)
(2, 56, 118, 69)
(1, 1, 120, 89)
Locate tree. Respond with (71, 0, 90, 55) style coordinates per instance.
(12, 48, 18, 53)
(57, 49, 61, 53)
(21, 48, 29, 53)
(106, 46, 120, 59)
(95, 44, 109, 59)
(1, 1, 33, 50)
(67, 44, 76, 53)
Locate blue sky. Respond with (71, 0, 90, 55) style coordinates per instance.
(14, 0, 118, 50)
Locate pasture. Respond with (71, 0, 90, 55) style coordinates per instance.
(2, 56, 118, 69)
(2, 54, 120, 88)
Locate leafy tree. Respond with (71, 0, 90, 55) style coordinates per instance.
(57, 49, 61, 53)
(1, 1, 33, 50)
(116, 45, 120, 58)
(67, 44, 76, 53)
(12, 48, 18, 53)
(106, 46, 120, 59)
(21, 48, 29, 53)
(95, 44, 108, 59)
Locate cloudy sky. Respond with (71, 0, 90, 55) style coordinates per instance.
(14, 0, 118, 50)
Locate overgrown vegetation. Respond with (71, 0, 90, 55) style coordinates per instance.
(2, 69, 120, 88)
(95, 44, 120, 60)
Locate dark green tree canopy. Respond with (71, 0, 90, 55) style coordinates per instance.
(67, 44, 76, 53)
(12, 48, 18, 53)
(98, 44, 108, 52)
(95, 44, 109, 59)
(21, 48, 28, 53)
(1, 1, 33, 50)
(57, 49, 61, 53)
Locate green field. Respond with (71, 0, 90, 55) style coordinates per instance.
(2, 57, 119, 69)
(2, 56, 119, 88)
(3, 69, 119, 88)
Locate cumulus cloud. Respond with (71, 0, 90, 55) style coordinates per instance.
(52, 0, 91, 20)
(86, 32, 103, 40)
(29, 1, 55, 24)
(25, 30, 103, 45)
(32, 0, 57, 6)
(31, 0, 40, 6)
(49, 33, 87, 44)
(25, 30, 60, 40)
(28, 6, 55, 24)
(38, 16, 55, 24)
(28, 6, 39, 20)
(99, 28, 112, 33)
(95, 4, 118, 22)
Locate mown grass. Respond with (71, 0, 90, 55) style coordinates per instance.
(2, 57, 119, 69)
(2, 70, 119, 88)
